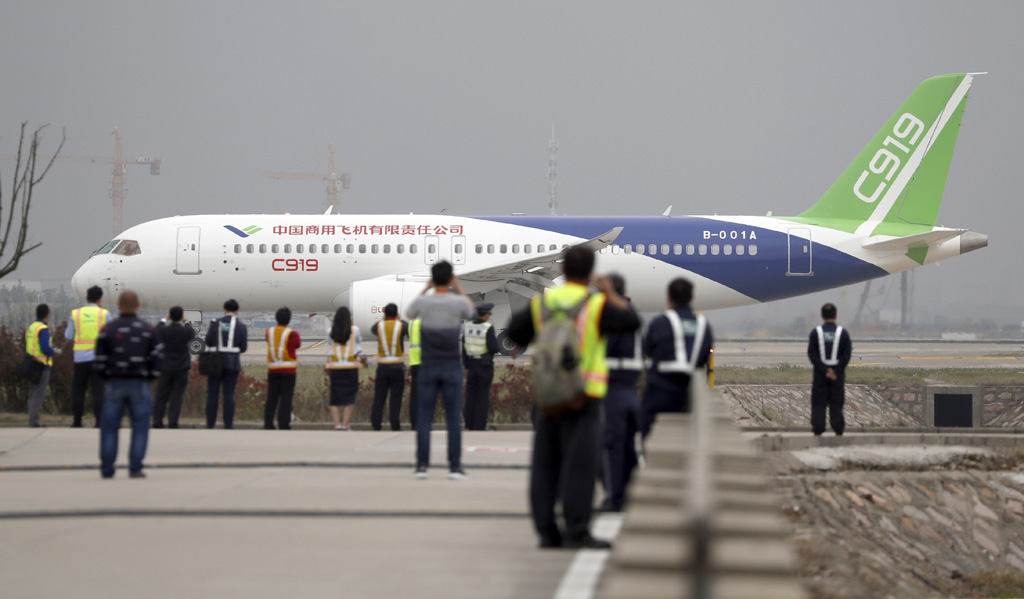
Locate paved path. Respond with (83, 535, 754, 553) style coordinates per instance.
(0, 428, 594, 599)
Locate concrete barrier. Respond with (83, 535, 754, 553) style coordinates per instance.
(597, 385, 807, 599)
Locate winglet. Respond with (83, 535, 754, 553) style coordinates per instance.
(662, 206, 672, 216)
(575, 227, 623, 253)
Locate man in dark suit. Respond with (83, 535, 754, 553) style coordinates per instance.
(153, 306, 196, 429)
(204, 299, 248, 429)
(807, 302, 852, 436)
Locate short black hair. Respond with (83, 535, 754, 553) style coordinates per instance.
(86, 286, 103, 303)
(821, 303, 837, 320)
(224, 299, 239, 312)
(169, 306, 184, 322)
(431, 261, 453, 286)
(607, 273, 626, 296)
(35, 304, 49, 320)
(384, 303, 398, 318)
(562, 247, 595, 282)
(668, 278, 693, 306)
(275, 307, 292, 326)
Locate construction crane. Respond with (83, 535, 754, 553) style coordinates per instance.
(0, 126, 162, 236)
(264, 143, 351, 213)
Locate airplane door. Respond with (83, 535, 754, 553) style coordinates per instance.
(451, 235, 466, 265)
(174, 226, 202, 275)
(787, 228, 812, 276)
(424, 235, 439, 265)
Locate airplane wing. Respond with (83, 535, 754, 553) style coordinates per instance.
(453, 226, 623, 284)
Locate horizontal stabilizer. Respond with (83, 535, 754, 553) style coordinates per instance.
(861, 229, 967, 251)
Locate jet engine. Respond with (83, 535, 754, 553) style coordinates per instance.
(337, 279, 427, 332)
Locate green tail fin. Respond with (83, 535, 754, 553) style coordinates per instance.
(798, 73, 979, 236)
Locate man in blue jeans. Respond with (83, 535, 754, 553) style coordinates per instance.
(94, 290, 162, 479)
(406, 261, 475, 480)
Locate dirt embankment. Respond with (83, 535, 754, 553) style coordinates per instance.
(771, 454, 1024, 598)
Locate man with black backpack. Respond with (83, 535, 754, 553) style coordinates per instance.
(506, 246, 639, 550)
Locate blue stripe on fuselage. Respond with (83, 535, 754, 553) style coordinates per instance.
(473, 216, 888, 303)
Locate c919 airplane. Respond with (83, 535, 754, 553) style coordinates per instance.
(72, 73, 988, 351)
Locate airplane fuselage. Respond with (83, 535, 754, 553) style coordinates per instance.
(71, 213, 974, 335)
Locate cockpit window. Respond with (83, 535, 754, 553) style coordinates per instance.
(94, 240, 121, 255)
(111, 240, 142, 256)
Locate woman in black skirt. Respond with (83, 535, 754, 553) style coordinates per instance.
(326, 307, 365, 430)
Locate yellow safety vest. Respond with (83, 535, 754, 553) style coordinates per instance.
(326, 327, 361, 369)
(266, 326, 298, 371)
(26, 321, 52, 367)
(376, 320, 405, 364)
(531, 283, 609, 399)
(408, 319, 422, 367)
(463, 321, 492, 356)
(70, 305, 109, 351)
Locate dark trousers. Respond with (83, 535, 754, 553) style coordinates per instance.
(640, 379, 691, 437)
(811, 375, 845, 435)
(415, 361, 463, 469)
(409, 365, 419, 430)
(206, 370, 239, 429)
(153, 367, 189, 428)
(372, 363, 405, 431)
(99, 379, 151, 477)
(71, 360, 105, 426)
(463, 361, 493, 431)
(530, 400, 600, 543)
(265, 371, 296, 429)
(601, 383, 640, 512)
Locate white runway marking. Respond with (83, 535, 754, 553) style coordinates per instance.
(551, 513, 624, 599)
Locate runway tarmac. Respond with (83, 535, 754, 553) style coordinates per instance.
(0, 428, 606, 599)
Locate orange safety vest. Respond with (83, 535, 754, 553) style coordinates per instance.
(326, 327, 361, 369)
(266, 326, 298, 371)
(376, 320, 405, 364)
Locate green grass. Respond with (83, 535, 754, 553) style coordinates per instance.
(5, 364, 1023, 426)
(715, 366, 1023, 386)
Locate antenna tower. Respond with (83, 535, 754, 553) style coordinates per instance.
(548, 123, 558, 215)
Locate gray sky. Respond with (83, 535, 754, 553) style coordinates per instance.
(2, 1, 1020, 328)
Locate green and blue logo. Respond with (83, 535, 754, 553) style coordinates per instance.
(224, 224, 262, 238)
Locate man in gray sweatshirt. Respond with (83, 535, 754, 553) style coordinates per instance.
(406, 261, 475, 480)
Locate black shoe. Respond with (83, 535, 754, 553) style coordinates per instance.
(129, 471, 146, 479)
(539, 536, 562, 549)
(71, 421, 82, 428)
(562, 533, 612, 550)
(168, 424, 179, 429)
(101, 472, 114, 479)
(153, 423, 164, 429)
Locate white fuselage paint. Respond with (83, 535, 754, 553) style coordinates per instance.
(71, 213, 973, 333)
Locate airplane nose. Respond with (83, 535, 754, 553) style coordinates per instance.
(71, 263, 89, 299)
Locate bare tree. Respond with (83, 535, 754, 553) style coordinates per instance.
(0, 122, 65, 280)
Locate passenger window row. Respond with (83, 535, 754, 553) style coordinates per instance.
(231, 240, 758, 258)
(474, 243, 565, 255)
(605, 243, 758, 256)
(233, 243, 420, 255)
